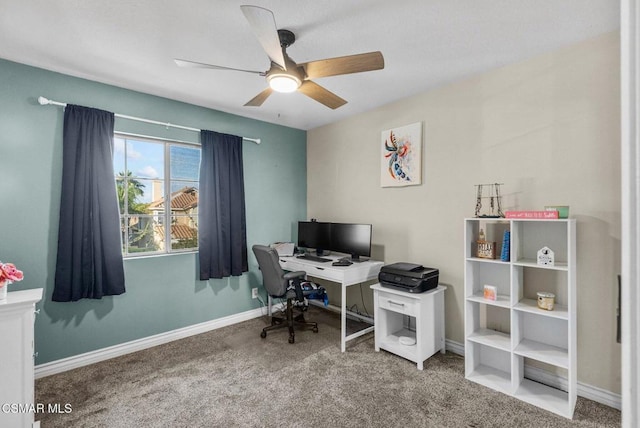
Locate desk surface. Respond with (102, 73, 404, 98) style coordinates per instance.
(279, 254, 383, 286)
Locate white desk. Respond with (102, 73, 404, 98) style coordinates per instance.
(279, 254, 383, 352)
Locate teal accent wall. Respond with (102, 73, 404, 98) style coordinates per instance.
(0, 59, 307, 364)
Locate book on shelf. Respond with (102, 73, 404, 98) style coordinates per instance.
(504, 210, 559, 219)
(500, 230, 510, 261)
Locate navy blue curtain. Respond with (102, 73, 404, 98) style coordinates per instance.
(199, 130, 248, 279)
(53, 105, 125, 301)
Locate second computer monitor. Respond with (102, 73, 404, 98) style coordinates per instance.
(297, 221, 372, 261)
(330, 223, 372, 261)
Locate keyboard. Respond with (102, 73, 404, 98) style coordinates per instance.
(296, 254, 331, 263)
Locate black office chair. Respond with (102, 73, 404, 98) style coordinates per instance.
(252, 244, 321, 344)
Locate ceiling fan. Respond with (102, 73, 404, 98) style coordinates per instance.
(174, 5, 384, 109)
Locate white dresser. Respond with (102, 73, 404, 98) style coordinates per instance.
(0, 288, 43, 428)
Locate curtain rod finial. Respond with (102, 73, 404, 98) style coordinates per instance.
(38, 96, 50, 105)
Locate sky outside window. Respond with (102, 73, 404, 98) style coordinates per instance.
(114, 137, 200, 203)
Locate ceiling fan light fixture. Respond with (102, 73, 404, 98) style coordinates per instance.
(267, 73, 301, 93)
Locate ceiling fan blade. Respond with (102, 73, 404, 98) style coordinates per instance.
(300, 51, 384, 79)
(244, 87, 274, 107)
(298, 80, 347, 109)
(240, 5, 286, 70)
(174, 59, 264, 75)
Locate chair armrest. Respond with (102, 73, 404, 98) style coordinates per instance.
(283, 271, 306, 280)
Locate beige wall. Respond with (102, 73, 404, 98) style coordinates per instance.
(307, 32, 621, 394)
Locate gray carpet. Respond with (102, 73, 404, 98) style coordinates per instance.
(36, 307, 620, 427)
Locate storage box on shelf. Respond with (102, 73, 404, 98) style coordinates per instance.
(464, 218, 576, 419)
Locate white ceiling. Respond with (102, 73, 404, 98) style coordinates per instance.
(0, 1, 620, 130)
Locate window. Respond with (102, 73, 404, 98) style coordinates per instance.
(113, 134, 201, 257)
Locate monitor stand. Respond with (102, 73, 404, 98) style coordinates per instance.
(343, 255, 365, 263)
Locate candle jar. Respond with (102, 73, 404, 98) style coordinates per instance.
(537, 292, 555, 311)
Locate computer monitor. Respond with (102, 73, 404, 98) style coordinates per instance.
(330, 223, 372, 261)
(297, 221, 331, 255)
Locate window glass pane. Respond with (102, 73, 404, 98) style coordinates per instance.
(126, 215, 164, 254)
(170, 214, 198, 250)
(114, 134, 200, 257)
(120, 217, 127, 255)
(113, 137, 126, 175)
(135, 178, 163, 206)
(127, 139, 164, 180)
(117, 177, 161, 214)
(170, 180, 198, 197)
(170, 145, 200, 180)
(115, 175, 126, 215)
(169, 182, 199, 217)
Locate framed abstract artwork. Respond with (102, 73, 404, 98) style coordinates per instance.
(380, 122, 422, 187)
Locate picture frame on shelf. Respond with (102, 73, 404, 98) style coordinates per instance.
(477, 240, 496, 259)
(484, 285, 497, 301)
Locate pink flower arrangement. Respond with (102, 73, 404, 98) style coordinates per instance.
(0, 261, 24, 287)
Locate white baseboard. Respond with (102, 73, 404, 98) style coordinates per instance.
(523, 364, 622, 410)
(445, 338, 465, 356)
(35, 307, 264, 379)
(445, 339, 621, 411)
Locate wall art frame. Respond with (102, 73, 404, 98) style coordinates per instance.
(380, 121, 422, 187)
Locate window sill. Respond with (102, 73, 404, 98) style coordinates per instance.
(123, 250, 198, 261)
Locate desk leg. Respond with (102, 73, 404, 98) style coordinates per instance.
(341, 281, 346, 353)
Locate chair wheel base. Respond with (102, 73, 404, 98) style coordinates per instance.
(258, 299, 318, 343)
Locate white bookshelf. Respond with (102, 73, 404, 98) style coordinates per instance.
(464, 218, 576, 419)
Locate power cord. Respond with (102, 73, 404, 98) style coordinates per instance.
(359, 283, 370, 317)
(257, 296, 287, 318)
(405, 315, 416, 332)
(345, 284, 373, 319)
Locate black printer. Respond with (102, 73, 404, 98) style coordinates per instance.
(378, 262, 439, 293)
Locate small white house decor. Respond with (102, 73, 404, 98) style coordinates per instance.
(537, 246, 555, 266)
